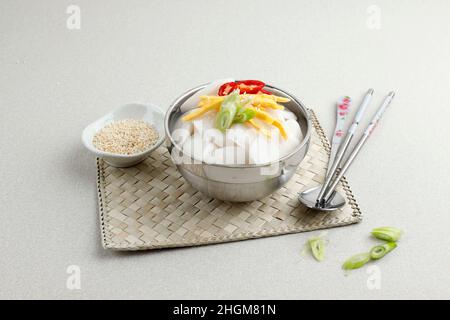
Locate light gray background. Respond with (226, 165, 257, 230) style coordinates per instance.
(1, 0, 449, 299)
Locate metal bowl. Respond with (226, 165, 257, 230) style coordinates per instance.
(165, 83, 312, 202)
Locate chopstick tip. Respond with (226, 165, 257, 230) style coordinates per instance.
(367, 88, 374, 95)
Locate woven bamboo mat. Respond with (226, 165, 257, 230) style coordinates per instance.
(96, 110, 361, 250)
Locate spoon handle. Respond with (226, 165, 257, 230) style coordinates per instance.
(316, 89, 374, 204)
(322, 91, 395, 202)
(326, 96, 351, 175)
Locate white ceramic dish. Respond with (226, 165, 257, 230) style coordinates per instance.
(82, 103, 165, 167)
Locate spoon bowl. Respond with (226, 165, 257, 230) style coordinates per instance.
(298, 186, 346, 211)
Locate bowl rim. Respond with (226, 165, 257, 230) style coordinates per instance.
(165, 82, 312, 168)
(82, 102, 166, 159)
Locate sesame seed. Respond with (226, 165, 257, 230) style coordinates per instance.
(92, 119, 159, 155)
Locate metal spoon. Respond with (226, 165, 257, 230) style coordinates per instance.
(299, 91, 395, 211)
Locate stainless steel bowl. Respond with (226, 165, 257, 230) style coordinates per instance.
(165, 83, 312, 202)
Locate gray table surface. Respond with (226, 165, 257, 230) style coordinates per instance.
(1, 0, 449, 299)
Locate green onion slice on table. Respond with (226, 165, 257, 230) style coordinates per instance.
(309, 237, 327, 261)
(342, 252, 371, 270)
(371, 227, 403, 242)
(370, 242, 397, 260)
(303, 232, 328, 262)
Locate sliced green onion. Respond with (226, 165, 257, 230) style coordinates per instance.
(215, 90, 240, 131)
(370, 242, 397, 260)
(309, 238, 326, 262)
(342, 252, 371, 270)
(303, 233, 328, 262)
(371, 227, 403, 242)
(233, 107, 256, 123)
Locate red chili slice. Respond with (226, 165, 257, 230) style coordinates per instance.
(235, 80, 265, 94)
(218, 80, 267, 95)
(258, 88, 272, 95)
(218, 82, 237, 96)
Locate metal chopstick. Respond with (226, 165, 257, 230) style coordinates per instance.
(322, 91, 395, 205)
(326, 96, 351, 176)
(316, 88, 374, 207)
